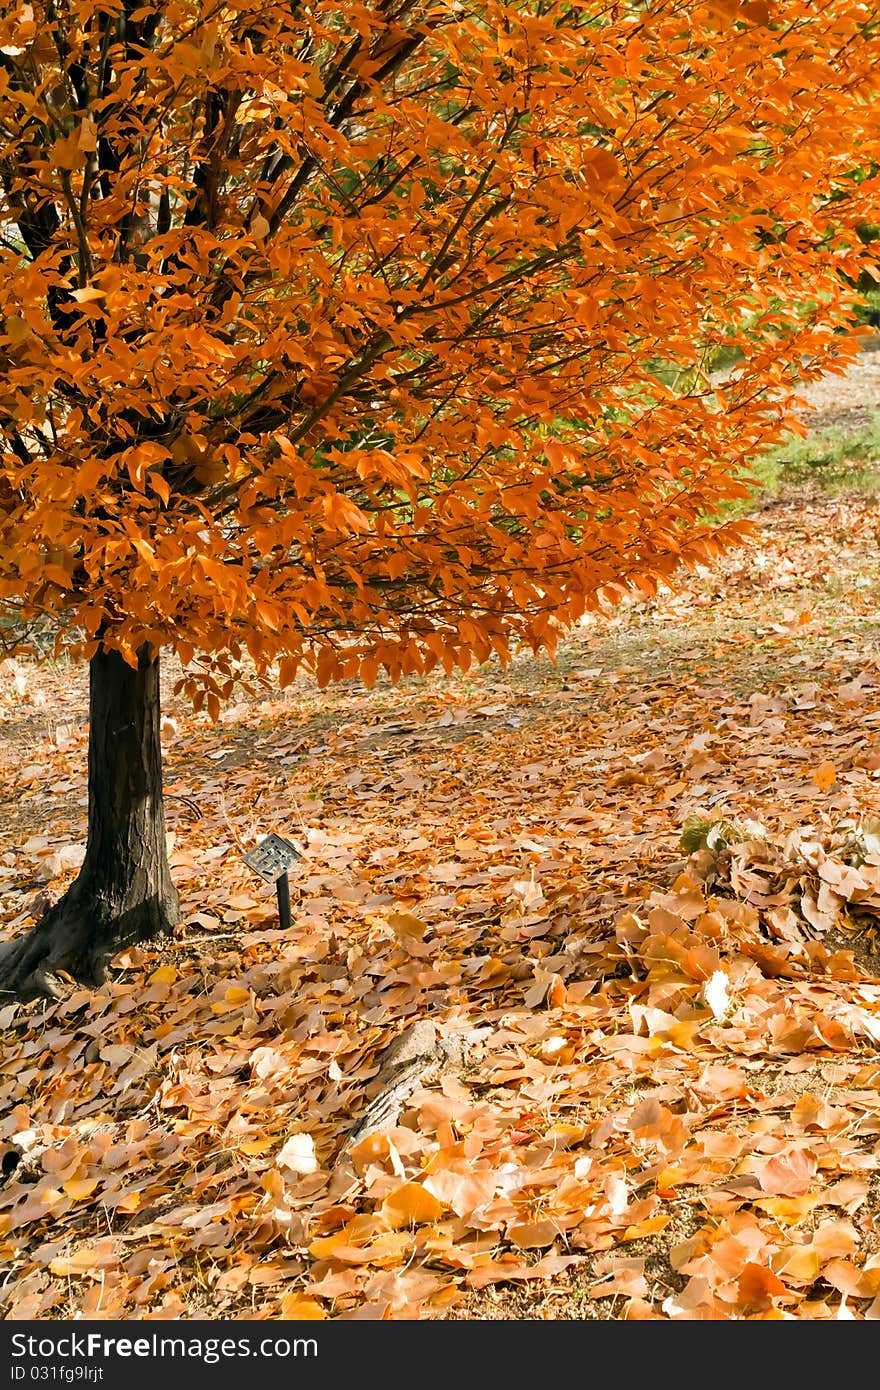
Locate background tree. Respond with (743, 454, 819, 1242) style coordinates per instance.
(0, 0, 878, 998)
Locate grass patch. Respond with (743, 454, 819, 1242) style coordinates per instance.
(707, 411, 880, 520)
(768, 414, 880, 493)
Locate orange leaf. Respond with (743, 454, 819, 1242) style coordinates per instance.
(387, 911, 428, 942)
(507, 1220, 561, 1250)
(738, 1263, 788, 1312)
(148, 965, 177, 985)
(307, 1229, 411, 1266)
(811, 761, 837, 792)
(773, 1245, 822, 1284)
(62, 1176, 99, 1201)
(757, 1148, 818, 1197)
(381, 1183, 446, 1229)
(754, 1194, 821, 1225)
(279, 1295, 324, 1319)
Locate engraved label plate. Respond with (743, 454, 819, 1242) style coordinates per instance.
(242, 833, 302, 884)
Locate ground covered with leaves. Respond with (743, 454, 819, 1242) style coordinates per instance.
(5, 412, 880, 1320)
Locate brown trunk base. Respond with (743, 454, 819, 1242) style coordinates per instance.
(0, 875, 178, 1001)
(0, 643, 179, 1003)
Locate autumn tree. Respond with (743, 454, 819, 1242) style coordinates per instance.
(0, 0, 878, 997)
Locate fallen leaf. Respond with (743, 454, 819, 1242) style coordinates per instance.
(811, 761, 837, 792)
(277, 1133, 319, 1175)
(381, 1183, 446, 1228)
(737, 1263, 788, 1312)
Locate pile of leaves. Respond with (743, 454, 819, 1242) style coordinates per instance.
(4, 852, 880, 1321)
(685, 810, 880, 943)
(4, 481, 880, 1319)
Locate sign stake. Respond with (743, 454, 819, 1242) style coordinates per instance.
(242, 833, 301, 930)
(276, 870, 292, 932)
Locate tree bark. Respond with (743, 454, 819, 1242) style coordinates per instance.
(0, 644, 179, 1000)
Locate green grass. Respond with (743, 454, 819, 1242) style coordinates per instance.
(766, 413, 880, 491)
(707, 411, 880, 520)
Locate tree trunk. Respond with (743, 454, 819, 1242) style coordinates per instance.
(0, 644, 179, 1000)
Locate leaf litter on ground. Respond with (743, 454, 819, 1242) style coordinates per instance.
(4, 472, 880, 1318)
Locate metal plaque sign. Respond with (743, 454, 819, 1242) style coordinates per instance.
(242, 833, 302, 884)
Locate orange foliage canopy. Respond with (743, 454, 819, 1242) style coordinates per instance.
(0, 0, 878, 706)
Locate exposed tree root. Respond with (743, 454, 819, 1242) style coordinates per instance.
(0, 884, 178, 1003)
